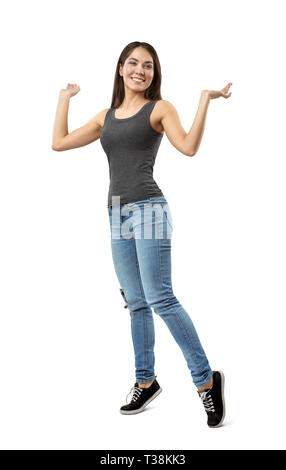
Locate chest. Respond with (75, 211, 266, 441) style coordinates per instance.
(100, 114, 163, 153)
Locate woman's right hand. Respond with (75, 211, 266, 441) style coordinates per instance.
(60, 83, 81, 98)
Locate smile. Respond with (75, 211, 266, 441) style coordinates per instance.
(131, 77, 145, 83)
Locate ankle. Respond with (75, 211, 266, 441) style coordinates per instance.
(138, 379, 154, 389)
(197, 377, 213, 392)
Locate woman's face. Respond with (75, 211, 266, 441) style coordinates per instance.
(119, 47, 154, 94)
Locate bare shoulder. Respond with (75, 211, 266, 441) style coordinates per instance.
(155, 99, 177, 120)
(157, 99, 176, 112)
(152, 100, 178, 132)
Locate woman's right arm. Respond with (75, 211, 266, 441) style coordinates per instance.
(52, 84, 108, 151)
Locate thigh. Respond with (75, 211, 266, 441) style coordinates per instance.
(108, 206, 149, 312)
(132, 200, 174, 306)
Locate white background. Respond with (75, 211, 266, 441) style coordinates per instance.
(0, 0, 285, 450)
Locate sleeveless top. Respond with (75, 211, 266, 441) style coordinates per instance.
(100, 100, 164, 208)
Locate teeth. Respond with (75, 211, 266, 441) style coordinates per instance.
(132, 77, 144, 82)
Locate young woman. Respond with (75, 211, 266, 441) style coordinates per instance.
(52, 41, 232, 428)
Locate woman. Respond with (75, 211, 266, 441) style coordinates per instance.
(52, 41, 232, 428)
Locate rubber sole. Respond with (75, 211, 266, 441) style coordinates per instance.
(120, 387, 163, 415)
(208, 370, 226, 428)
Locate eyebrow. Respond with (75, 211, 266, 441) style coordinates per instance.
(128, 57, 153, 64)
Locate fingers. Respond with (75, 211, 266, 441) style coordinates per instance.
(222, 82, 232, 92)
(221, 82, 232, 98)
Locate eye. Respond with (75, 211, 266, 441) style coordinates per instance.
(129, 61, 153, 68)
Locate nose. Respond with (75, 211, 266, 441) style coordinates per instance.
(135, 67, 145, 76)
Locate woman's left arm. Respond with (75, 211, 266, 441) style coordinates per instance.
(161, 82, 232, 157)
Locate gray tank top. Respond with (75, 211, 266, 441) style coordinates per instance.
(100, 100, 164, 207)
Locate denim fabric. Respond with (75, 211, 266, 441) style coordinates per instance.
(108, 196, 212, 387)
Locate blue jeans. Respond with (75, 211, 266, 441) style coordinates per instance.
(108, 196, 212, 387)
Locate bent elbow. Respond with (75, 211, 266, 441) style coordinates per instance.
(187, 150, 196, 157)
(51, 144, 61, 151)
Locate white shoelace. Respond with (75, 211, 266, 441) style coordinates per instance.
(199, 390, 215, 413)
(126, 386, 143, 404)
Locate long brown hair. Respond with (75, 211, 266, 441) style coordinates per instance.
(110, 41, 162, 108)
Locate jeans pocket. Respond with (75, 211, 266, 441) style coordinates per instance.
(119, 288, 128, 308)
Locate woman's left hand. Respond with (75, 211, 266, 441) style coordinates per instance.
(203, 82, 233, 100)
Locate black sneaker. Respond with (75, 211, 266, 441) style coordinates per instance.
(120, 379, 162, 415)
(197, 371, 225, 427)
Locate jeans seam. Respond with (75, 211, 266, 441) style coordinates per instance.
(134, 245, 149, 381)
(157, 237, 163, 291)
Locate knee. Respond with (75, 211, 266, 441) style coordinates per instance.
(119, 288, 151, 314)
(148, 293, 179, 315)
